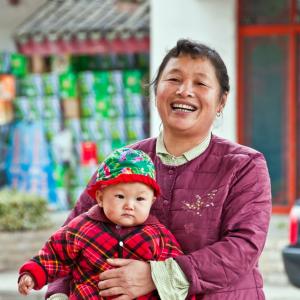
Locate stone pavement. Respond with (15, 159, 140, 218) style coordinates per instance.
(0, 212, 299, 299)
(260, 214, 300, 299)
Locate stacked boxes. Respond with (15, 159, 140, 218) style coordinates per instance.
(5, 122, 58, 208)
(0, 53, 27, 188)
(4, 52, 150, 209)
(0, 74, 15, 124)
(0, 124, 11, 187)
(123, 70, 146, 144)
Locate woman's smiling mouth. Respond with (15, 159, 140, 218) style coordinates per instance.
(171, 103, 197, 112)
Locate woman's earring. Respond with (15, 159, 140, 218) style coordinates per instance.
(216, 111, 222, 118)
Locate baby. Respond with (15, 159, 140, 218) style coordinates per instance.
(18, 147, 183, 299)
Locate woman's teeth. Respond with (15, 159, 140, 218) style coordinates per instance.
(171, 103, 196, 112)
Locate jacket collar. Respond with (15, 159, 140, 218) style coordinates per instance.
(86, 204, 160, 226)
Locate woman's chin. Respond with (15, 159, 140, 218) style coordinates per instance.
(165, 120, 197, 133)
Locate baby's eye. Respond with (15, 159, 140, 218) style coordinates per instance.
(115, 194, 124, 199)
(136, 197, 146, 201)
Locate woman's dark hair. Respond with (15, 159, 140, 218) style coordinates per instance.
(152, 39, 230, 95)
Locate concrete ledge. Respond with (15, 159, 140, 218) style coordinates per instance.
(0, 211, 69, 271)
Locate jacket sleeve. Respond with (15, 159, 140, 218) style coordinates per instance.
(156, 225, 183, 260)
(20, 225, 79, 290)
(46, 172, 97, 298)
(175, 153, 272, 296)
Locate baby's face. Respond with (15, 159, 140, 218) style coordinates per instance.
(95, 182, 155, 227)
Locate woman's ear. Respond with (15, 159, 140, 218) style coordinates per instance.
(152, 196, 157, 204)
(219, 92, 228, 111)
(95, 190, 103, 207)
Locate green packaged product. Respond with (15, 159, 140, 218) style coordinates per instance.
(18, 74, 43, 97)
(124, 93, 144, 117)
(42, 73, 59, 96)
(108, 118, 126, 144)
(31, 97, 44, 120)
(107, 93, 124, 118)
(94, 72, 113, 117)
(96, 139, 112, 163)
(43, 119, 61, 142)
(80, 95, 96, 118)
(13, 97, 31, 120)
(15, 96, 43, 121)
(59, 72, 77, 99)
(125, 117, 145, 141)
(123, 70, 142, 94)
(43, 96, 61, 119)
(10, 53, 28, 77)
(95, 94, 110, 117)
(53, 163, 70, 210)
(77, 72, 94, 96)
(94, 71, 115, 97)
(80, 117, 109, 141)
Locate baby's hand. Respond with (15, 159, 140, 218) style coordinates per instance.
(18, 273, 35, 295)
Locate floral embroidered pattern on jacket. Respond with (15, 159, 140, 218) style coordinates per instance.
(182, 189, 218, 216)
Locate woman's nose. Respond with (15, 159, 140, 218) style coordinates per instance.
(176, 81, 195, 97)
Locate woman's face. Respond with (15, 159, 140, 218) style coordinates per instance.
(156, 54, 227, 139)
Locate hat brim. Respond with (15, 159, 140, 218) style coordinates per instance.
(87, 173, 160, 200)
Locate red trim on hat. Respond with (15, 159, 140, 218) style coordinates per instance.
(19, 260, 47, 290)
(87, 173, 160, 199)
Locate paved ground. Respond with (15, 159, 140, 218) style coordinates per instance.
(0, 270, 298, 300)
(0, 212, 299, 299)
(264, 285, 300, 300)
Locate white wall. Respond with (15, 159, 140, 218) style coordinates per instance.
(0, 0, 46, 51)
(150, 0, 237, 142)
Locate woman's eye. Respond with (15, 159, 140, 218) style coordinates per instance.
(136, 197, 145, 201)
(167, 77, 180, 82)
(196, 81, 207, 87)
(115, 194, 124, 199)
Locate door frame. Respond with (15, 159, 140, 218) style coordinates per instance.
(237, 0, 298, 213)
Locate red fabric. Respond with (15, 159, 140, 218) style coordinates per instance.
(22, 205, 182, 299)
(87, 173, 160, 199)
(19, 261, 47, 290)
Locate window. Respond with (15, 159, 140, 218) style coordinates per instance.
(240, 0, 292, 25)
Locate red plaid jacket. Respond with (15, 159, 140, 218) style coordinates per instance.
(19, 205, 183, 299)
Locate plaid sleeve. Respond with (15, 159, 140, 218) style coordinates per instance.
(33, 217, 82, 283)
(148, 225, 192, 299)
(153, 224, 183, 260)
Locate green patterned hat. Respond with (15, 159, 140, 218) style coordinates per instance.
(88, 148, 160, 199)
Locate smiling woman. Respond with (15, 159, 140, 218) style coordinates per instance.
(46, 39, 272, 300)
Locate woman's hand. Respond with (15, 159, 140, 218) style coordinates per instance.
(18, 274, 35, 295)
(98, 258, 156, 299)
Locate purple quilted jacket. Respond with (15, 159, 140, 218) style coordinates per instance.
(47, 135, 272, 300)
